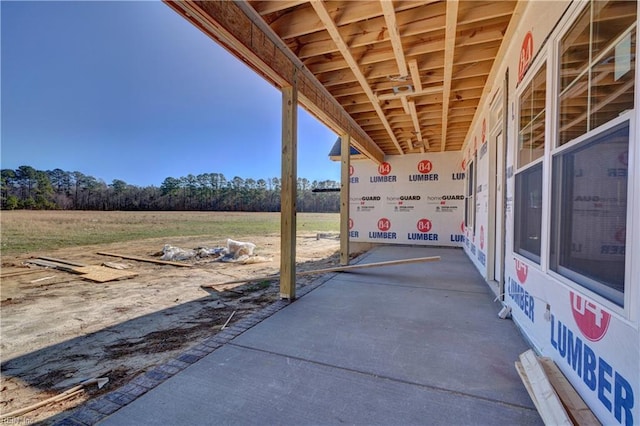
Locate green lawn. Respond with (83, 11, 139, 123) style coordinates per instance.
(0, 211, 339, 255)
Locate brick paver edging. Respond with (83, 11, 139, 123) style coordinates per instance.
(51, 272, 338, 426)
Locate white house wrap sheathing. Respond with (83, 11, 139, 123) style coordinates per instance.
(348, 152, 465, 247)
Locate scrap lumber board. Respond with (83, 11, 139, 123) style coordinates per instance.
(517, 349, 572, 425)
(515, 361, 540, 413)
(73, 266, 138, 283)
(203, 255, 441, 288)
(37, 256, 88, 267)
(97, 252, 192, 267)
(26, 259, 84, 273)
(0, 269, 44, 278)
(25, 259, 137, 282)
(540, 357, 601, 425)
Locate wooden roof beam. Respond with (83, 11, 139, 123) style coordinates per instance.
(408, 100, 429, 151)
(380, 0, 408, 79)
(401, 96, 411, 115)
(408, 59, 422, 92)
(164, 0, 385, 164)
(377, 85, 442, 101)
(440, 0, 458, 151)
(310, 0, 404, 155)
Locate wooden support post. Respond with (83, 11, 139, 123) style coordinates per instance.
(280, 73, 298, 300)
(340, 133, 351, 266)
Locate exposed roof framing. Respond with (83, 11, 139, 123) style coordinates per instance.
(310, 0, 404, 155)
(165, 0, 522, 159)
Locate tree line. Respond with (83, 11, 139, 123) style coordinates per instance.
(0, 166, 341, 212)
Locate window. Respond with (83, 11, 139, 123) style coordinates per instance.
(465, 160, 475, 230)
(518, 64, 547, 167)
(515, 164, 543, 262)
(550, 121, 629, 307)
(558, 1, 636, 145)
(552, 0, 636, 308)
(515, 60, 546, 262)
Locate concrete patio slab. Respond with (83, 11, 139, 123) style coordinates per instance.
(96, 246, 541, 425)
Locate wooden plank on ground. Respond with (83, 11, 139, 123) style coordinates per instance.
(518, 350, 572, 426)
(0, 269, 44, 278)
(540, 357, 601, 426)
(37, 256, 88, 267)
(26, 259, 84, 274)
(515, 360, 541, 414)
(202, 256, 441, 288)
(73, 266, 138, 283)
(97, 252, 192, 267)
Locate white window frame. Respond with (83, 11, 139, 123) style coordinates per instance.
(545, 0, 638, 317)
(513, 49, 550, 267)
(548, 115, 633, 310)
(465, 156, 476, 232)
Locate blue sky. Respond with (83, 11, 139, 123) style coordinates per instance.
(1, 1, 340, 187)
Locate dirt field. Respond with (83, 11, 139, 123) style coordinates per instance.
(0, 212, 341, 423)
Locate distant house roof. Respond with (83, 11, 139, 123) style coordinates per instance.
(328, 137, 367, 161)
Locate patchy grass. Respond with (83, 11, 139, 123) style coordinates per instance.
(0, 211, 339, 255)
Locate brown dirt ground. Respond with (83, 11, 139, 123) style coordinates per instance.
(0, 232, 341, 424)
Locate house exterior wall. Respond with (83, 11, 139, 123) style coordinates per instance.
(348, 152, 465, 246)
(459, 1, 639, 425)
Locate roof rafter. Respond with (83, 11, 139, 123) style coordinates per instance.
(377, 85, 442, 101)
(310, 0, 404, 155)
(408, 59, 422, 92)
(408, 100, 428, 152)
(380, 0, 408, 79)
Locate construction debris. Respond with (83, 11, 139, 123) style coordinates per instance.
(221, 310, 236, 330)
(29, 276, 55, 283)
(160, 245, 199, 261)
(516, 350, 573, 425)
(97, 252, 192, 267)
(0, 268, 43, 278)
(539, 357, 601, 425)
(26, 257, 138, 282)
(0, 377, 109, 420)
(72, 266, 138, 283)
(102, 262, 131, 270)
(26, 258, 83, 273)
(158, 239, 271, 265)
(37, 256, 87, 267)
(316, 232, 339, 240)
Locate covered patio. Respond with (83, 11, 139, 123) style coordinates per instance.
(59, 246, 541, 425)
